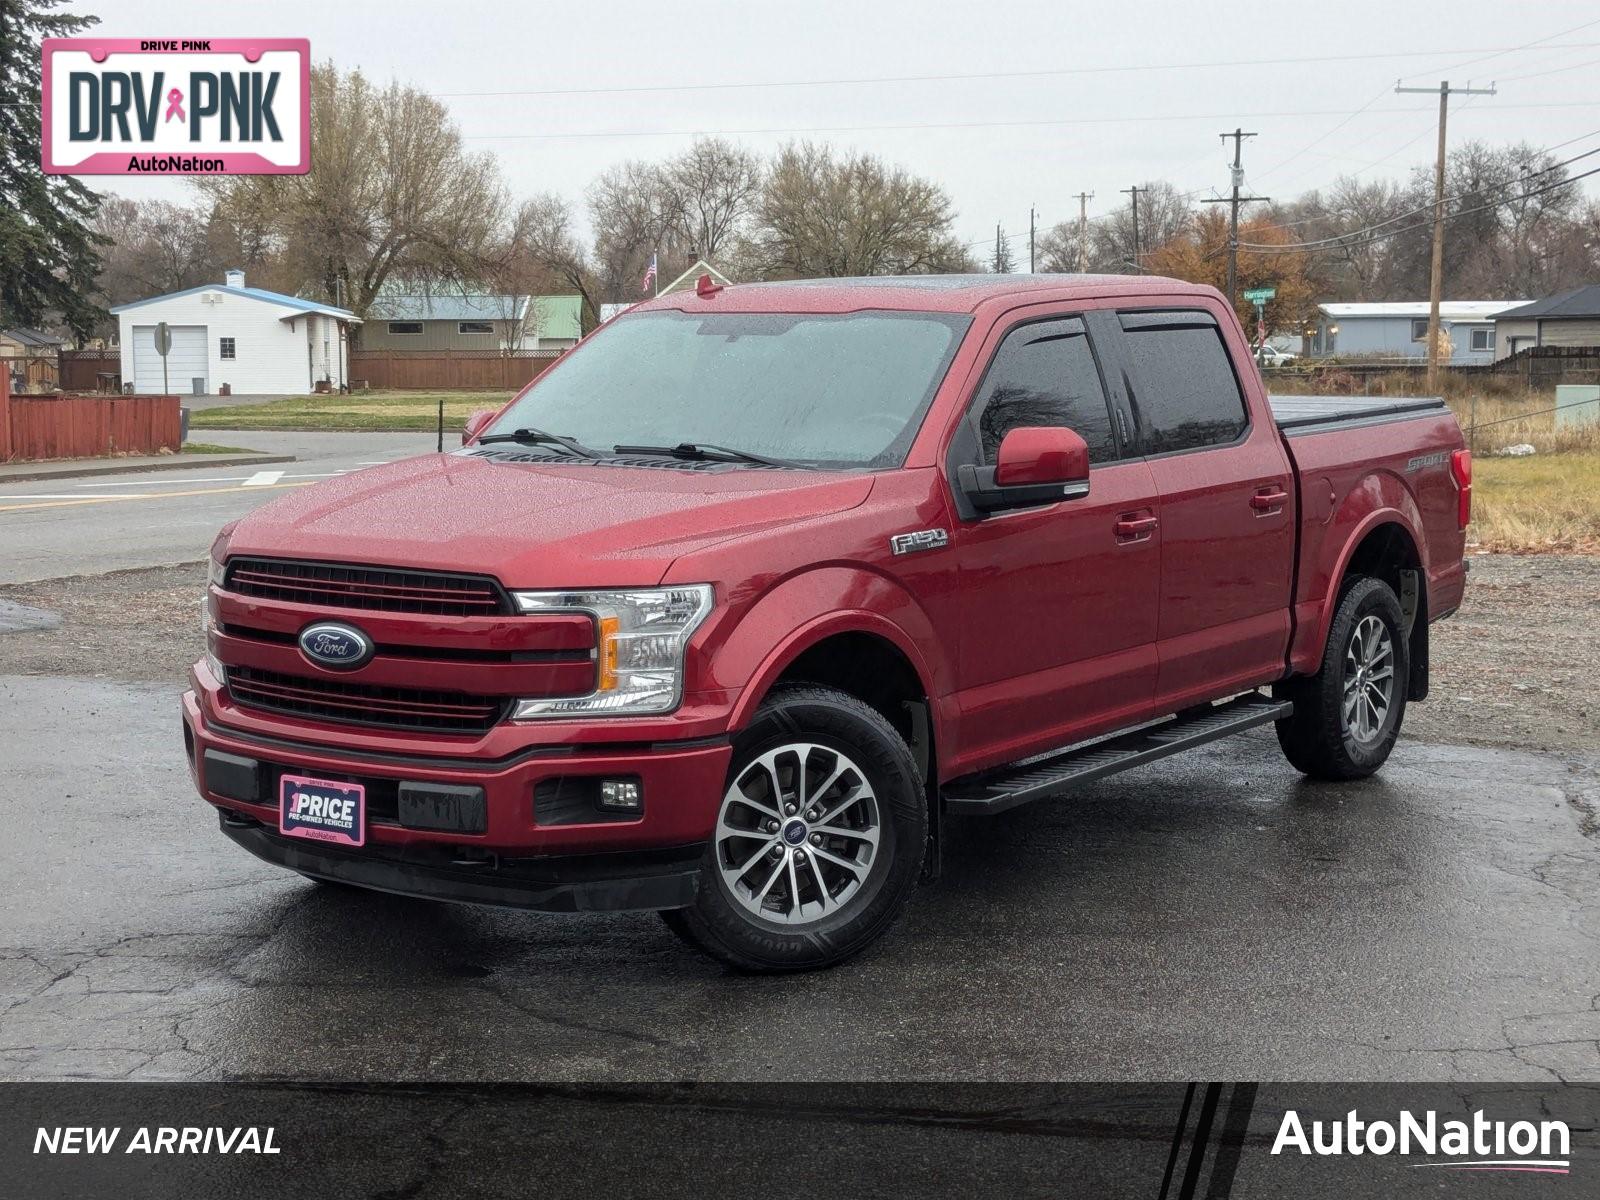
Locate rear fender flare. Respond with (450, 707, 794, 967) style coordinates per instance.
(1300, 475, 1426, 670)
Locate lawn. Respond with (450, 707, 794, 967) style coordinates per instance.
(189, 391, 514, 432)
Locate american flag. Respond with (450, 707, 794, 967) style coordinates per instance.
(641, 252, 657, 294)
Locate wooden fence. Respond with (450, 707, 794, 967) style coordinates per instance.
(1, 352, 60, 393)
(60, 348, 122, 392)
(348, 349, 563, 391)
(1265, 346, 1600, 388)
(0, 375, 181, 462)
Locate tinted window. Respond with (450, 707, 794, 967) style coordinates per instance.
(1123, 324, 1248, 454)
(973, 320, 1117, 463)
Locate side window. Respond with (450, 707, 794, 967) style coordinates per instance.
(972, 319, 1118, 464)
(1121, 319, 1249, 454)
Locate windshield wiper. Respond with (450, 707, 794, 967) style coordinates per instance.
(612, 441, 801, 468)
(476, 427, 601, 459)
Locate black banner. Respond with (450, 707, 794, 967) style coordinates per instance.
(4, 1082, 1596, 1198)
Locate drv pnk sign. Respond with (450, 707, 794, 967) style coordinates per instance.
(42, 38, 309, 176)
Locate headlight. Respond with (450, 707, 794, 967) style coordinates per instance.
(510, 585, 713, 718)
(203, 555, 226, 682)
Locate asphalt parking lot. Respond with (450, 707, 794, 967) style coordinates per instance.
(2, 669, 1596, 1083)
(1, 434, 1597, 1084)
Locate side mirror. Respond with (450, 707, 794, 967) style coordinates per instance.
(957, 426, 1091, 515)
(995, 426, 1090, 488)
(461, 409, 496, 446)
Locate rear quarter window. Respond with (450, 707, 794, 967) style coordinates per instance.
(1122, 321, 1249, 454)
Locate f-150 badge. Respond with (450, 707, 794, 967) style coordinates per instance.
(889, 529, 949, 556)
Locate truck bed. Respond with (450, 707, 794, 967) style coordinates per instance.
(1268, 395, 1448, 434)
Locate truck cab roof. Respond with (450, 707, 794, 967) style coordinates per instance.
(640, 273, 1222, 315)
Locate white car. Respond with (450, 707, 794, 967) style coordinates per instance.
(1256, 346, 1299, 368)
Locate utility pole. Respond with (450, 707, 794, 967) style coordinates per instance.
(1121, 185, 1144, 274)
(1202, 129, 1268, 309)
(1073, 191, 1094, 273)
(1029, 205, 1036, 273)
(1393, 79, 1497, 391)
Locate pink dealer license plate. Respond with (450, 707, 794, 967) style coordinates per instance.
(279, 774, 365, 847)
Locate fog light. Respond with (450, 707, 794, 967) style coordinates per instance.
(598, 779, 642, 813)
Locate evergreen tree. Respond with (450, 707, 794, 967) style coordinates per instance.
(0, 1, 106, 339)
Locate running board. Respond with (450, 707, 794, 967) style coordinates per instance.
(942, 693, 1292, 816)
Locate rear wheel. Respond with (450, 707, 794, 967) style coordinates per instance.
(1274, 575, 1409, 780)
(663, 684, 926, 972)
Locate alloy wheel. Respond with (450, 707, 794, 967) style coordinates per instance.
(714, 742, 881, 926)
(1342, 614, 1395, 744)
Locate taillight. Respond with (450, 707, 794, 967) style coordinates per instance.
(1450, 449, 1472, 529)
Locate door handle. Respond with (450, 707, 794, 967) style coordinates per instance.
(1114, 515, 1159, 540)
(1250, 487, 1290, 511)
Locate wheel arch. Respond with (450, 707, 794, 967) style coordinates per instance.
(1310, 511, 1431, 701)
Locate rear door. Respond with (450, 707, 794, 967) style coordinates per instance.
(1111, 309, 1296, 709)
(947, 309, 1161, 769)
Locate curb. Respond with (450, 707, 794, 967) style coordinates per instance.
(0, 453, 295, 484)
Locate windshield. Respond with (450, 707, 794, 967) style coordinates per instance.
(484, 309, 970, 468)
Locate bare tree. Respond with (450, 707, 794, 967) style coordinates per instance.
(1036, 182, 1192, 275)
(666, 137, 763, 260)
(505, 193, 603, 333)
(752, 142, 975, 277)
(196, 64, 503, 316)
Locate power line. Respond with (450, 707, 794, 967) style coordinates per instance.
(1241, 162, 1600, 254)
(433, 35, 1600, 100)
(1238, 136, 1600, 249)
(1395, 15, 1600, 81)
(1257, 18, 1600, 194)
(460, 101, 1599, 143)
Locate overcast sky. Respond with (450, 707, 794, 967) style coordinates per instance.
(92, 0, 1600, 253)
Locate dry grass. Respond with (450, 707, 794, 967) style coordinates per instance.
(1472, 452, 1600, 554)
(1271, 371, 1600, 550)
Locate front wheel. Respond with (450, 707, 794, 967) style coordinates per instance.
(663, 684, 926, 972)
(1274, 575, 1409, 780)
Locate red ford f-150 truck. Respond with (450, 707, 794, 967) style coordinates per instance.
(184, 274, 1470, 971)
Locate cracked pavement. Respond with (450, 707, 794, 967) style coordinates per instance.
(3, 673, 1597, 1083)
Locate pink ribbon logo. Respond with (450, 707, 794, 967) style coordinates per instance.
(164, 88, 185, 123)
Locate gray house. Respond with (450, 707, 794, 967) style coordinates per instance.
(360, 293, 582, 352)
(1492, 285, 1600, 360)
(1307, 301, 1522, 365)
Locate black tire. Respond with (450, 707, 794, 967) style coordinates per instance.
(1274, 575, 1409, 780)
(663, 684, 926, 972)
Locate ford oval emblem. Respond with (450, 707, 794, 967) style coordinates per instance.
(298, 622, 375, 671)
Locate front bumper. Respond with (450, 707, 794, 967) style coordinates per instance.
(218, 811, 701, 912)
(183, 680, 731, 908)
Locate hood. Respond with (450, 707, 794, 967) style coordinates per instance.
(226, 452, 874, 588)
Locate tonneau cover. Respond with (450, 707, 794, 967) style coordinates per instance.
(1269, 395, 1448, 433)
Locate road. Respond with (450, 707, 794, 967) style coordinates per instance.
(0, 431, 437, 584)
(2, 669, 1596, 1083)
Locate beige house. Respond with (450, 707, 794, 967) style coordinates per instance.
(1493, 285, 1600, 360)
(658, 260, 733, 297)
(361, 294, 582, 352)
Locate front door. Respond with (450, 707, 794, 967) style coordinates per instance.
(1112, 308, 1296, 710)
(948, 311, 1161, 772)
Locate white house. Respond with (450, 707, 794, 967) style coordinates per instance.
(110, 270, 361, 395)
